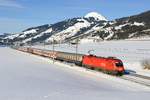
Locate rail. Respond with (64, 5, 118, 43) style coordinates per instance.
(121, 73, 150, 87)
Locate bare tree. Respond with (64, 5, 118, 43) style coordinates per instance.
(142, 59, 150, 70)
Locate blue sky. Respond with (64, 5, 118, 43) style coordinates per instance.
(0, 0, 150, 34)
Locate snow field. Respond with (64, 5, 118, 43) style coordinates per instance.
(0, 47, 150, 100)
(33, 40, 150, 77)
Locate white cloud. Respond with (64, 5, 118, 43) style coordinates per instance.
(0, 0, 23, 8)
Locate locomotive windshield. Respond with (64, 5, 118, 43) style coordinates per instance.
(115, 62, 123, 67)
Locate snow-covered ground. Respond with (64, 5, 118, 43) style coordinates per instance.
(0, 47, 150, 100)
(33, 40, 150, 77)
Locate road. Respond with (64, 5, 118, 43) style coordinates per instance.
(0, 47, 150, 100)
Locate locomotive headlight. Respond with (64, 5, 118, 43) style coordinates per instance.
(118, 67, 124, 71)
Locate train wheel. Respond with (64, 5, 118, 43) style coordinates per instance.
(95, 68, 100, 71)
(107, 71, 111, 75)
(103, 70, 107, 74)
(117, 72, 123, 76)
(90, 67, 94, 70)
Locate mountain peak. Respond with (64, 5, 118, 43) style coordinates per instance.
(84, 12, 107, 21)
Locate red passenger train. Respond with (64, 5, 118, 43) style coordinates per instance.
(14, 47, 125, 75)
(82, 55, 124, 75)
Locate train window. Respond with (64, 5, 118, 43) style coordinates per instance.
(115, 62, 123, 67)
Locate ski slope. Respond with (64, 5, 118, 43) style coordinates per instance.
(0, 47, 150, 100)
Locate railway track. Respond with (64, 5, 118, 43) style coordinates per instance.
(121, 73, 150, 87)
(69, 62, 150, 87)
(129, 73, 150, 80)
(67, 62, 150, 87)
(12, 47, 150, 87)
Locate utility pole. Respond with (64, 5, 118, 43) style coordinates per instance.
(74, 24, 79, 62)
(76, 38, 78, 62)
(44, 41, 45, 50)
(30, 41, 32, 48)
(52, 38, 55, 63)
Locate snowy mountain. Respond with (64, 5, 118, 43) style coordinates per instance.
(107, 10, 150, 40)
(85, 12, 107, 21)
(1, 24, 49, 45)
(1, 11, 150, 45)
(83, 10, 150, 41)
(1, 12, 107, 45)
